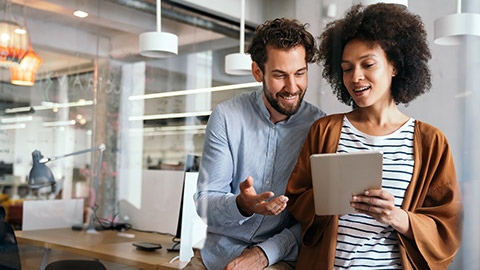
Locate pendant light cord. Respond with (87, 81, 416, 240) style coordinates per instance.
(22, 4, 33, 51)
(157, 0, 161, 32)
(240, 0, 245, 54)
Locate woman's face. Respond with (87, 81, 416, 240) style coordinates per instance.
(341, 39, 396, 108)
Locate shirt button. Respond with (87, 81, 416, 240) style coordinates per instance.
(269, 152, 273, 157)
(266, 181, 270, 184)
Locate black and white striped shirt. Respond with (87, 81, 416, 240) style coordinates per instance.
(334, 116, 415, 269)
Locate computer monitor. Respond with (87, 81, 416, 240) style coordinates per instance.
(0, 162, 13, 181)
(168, 154, 201, 251)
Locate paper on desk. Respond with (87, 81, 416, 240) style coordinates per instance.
(22, 199, 84, 231)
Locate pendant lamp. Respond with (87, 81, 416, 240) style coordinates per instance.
(0, 1, 28, 67)
(10, 50, 42, 86)
(139, 0, 177, 58)
(10, 9, 41, 86)
(434, 0, 480, 45)
(352, 0, 408, 8)
(225, 0, 252, 75)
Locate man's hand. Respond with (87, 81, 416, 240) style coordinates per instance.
(236, 176, 288, 216)
(224, 247, 268, 270)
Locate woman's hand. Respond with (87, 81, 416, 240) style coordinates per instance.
(351, 189, 413, 239)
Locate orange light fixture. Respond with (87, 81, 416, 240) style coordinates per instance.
(0, 20, 28, 67)
(10, 50, 42, 86)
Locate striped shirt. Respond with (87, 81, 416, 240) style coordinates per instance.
(334, 116, 415, 269)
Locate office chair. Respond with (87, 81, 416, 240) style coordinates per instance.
(1, 205, 107, 270)
(44, 260, 106, 270)
(0, 206, 21, 270)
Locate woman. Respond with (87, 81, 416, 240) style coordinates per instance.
(286, 4, 462, 270)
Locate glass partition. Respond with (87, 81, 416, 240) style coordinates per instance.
(0, 0, 257, 229)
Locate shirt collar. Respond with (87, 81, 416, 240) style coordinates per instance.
(254, 87, 305, 125)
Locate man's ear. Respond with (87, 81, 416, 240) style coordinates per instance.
(252, 62, 263, 82)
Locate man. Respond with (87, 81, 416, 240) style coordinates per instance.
(193, 18, 326, 270)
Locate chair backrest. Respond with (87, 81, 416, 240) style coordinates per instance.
(0, 206, 21, 270)
(45, 260, 106, 270)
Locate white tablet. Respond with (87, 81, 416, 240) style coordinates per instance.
(310, 151, 383, 215)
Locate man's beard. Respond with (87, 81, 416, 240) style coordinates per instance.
(263, 81, 305, 117)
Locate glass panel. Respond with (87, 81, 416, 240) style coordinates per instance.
(0, 0, 259, 231)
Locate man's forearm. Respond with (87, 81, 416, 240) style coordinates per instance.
(256, 223, 301, 266)
(224, 247, 269, 270)
(196, 192, 253, 227)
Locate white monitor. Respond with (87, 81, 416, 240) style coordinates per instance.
(179, 171, 207, 262)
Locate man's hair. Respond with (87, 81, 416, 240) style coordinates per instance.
(318, 4, 432, 106)
(247, 18, 318, 72)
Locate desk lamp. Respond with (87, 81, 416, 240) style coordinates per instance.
(28, 144, 106, 231)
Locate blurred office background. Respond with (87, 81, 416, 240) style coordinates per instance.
(0, 0, 477, 269)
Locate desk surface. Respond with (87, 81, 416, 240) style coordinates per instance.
(15, 228, 186, 270)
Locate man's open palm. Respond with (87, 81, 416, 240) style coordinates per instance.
(236, 176, 288, 216)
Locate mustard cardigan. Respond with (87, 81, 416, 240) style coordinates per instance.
(286, 114, 463, 270)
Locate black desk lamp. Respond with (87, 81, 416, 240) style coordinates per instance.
(28, 144, 106, 231)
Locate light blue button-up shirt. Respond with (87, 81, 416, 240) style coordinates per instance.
(195, 88, 326, 269)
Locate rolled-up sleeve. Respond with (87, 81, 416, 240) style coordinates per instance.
(256, 222, 302, 266)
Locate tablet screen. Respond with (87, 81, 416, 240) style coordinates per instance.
(310, 151, 383, 215)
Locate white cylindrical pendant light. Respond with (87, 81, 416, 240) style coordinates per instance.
(139, 0, 178, 57)
(225, 0, 251, 75)
(140, 31, 178, 57)
(225, 53, 252, 75)
(434, 0, 480, 46)
(352, 0, 408, 8)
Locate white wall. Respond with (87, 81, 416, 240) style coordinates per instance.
(288, 0, 466, 168)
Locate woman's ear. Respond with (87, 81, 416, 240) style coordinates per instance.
(392, 65, 398, 77)
(252, 62, 263, 82)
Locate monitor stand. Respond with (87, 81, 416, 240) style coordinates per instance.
(167, 241, 180, 252)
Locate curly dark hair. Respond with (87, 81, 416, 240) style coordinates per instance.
(318, 4, 431, 106)
(247, 18, 318, 72)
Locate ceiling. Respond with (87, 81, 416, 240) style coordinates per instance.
(0, 0, 257, 125)
(1, 0, 252, 77)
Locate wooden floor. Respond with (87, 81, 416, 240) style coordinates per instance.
(18, 243, 138, 270)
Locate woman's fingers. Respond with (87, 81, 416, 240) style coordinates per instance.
(351, 189, 397, 224)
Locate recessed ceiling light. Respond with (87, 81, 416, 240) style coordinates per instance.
(0, 123, 26, 130)
(73, 10, 88, 18)
(128, 111, 212, 121)
(43, 120, 76, 127)
(128, 82, 262, 101)
(0, 115, 33, 123)
(5, 100, 94, 114)
(14, 28, 26, 34)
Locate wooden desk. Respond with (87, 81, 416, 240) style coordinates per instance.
(15, 228, 186, 270)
